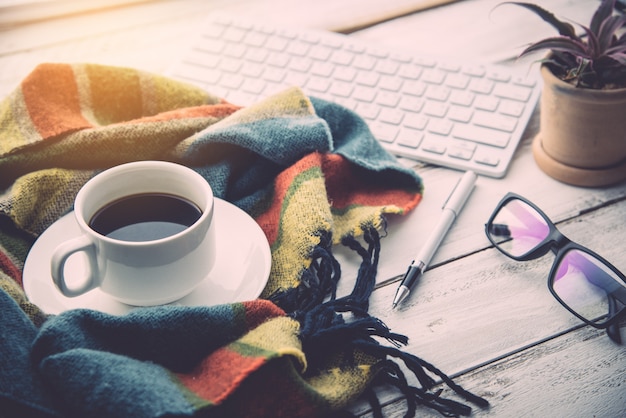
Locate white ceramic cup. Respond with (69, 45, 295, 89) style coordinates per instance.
(50, 161, 216, 306)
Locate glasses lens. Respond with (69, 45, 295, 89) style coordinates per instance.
(487, 198, 550, 258)
(552, 249, 626, 325)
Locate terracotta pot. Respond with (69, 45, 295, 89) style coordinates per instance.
(532, 65, 626, 187)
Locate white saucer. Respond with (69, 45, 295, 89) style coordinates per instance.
(23, 198, 271, 315)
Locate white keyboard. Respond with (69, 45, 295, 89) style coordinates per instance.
(169, 14, 541, 178)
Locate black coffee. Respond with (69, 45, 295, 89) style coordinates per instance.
(89, 193, 202, 242)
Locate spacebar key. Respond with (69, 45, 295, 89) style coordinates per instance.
(452, 125, 510, 148)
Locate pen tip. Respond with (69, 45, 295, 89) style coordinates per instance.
(391, 302, 397, 309)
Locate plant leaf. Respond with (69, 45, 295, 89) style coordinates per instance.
(606, 44, 626, 56)
(597, 15, 626, 52)
(519, 36, 591, 59)
(606, 52, 626, 66)
(499, 2, 577, 37)
(580, 25, 600, 57)
(590, 0, 617, 35)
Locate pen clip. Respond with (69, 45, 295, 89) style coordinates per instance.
(441, 176, 463, 210)
(441, 171, 476, 213)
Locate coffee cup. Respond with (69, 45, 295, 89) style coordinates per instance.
(50, 161, 216, 306)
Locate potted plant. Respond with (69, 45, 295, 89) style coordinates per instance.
(505, 0, 626, 187)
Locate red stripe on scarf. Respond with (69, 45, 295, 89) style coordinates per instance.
(177, 346, 267, 404)
(241, 300, 286, 329)
(176, 301, 286, 403)
(323, 153, 422, 212)
(0, 250, 22, 285)
(254, 152, 323, 245)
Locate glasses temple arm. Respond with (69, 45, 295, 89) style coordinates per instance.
(606, 295, 622, 344)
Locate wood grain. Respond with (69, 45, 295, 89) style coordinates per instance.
(1, 1, 624, 416)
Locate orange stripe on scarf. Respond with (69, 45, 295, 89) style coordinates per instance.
(21, 63, 91, 139)
(255, 152, 323, 246)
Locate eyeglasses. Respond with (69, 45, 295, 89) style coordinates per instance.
(485, 192, 626, 344)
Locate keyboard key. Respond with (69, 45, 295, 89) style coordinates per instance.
(472, 110, 518, 132)
(379, 108, 404, 125)
(425, 86, 451, 102)
(242, 78, 266, 94)
(376, 60, 400, 75)
(334, 66, 357, 82)
(307, 76, 331, 92)
(329, 81, 354, 97)
(512, 76, 537, 88)
(474, 96, 499, 111)
(499, 100, 526, 117)
(356, 102, 381, 120)
(403, 81, 426, 97)
(451, 125, 510, 148)
(266, 37, 288, 51)
(263, 68, 286, 82)
(246, 48, 269, 63)
(403, 114, 428, 130)
(422, 69, 446, 84)
(267, 52, 290, 67)
(427, 119, 453, 135)
(311, 61, 334, 77)
(448, 106, 473, 123)
(244, 32, 267, 47)
(330, 50, 355, 66)
(284, 72, 308, 86)
(397, 128, 424, 148)
(474, 152, 501, 167)
(376, 91, 401, 107)
(371, 122, 399, 143)
(423, 102, 448, 118)
(287, 41, 310, 57)
(422, 137, 447, 154)
(445, 73, 470, 90)
(493, 83, 532, 102)
(449, 90, 474, 106)
(398, 96, 424, 112)
(289, 57, 313, 72)
(398, 65, 422, 80)
(469, 78, 494, 94)
(355, 71, 380, 87)
(487, 71, 511, 82)
(171, 14, 541, 178)
(379, 76, 403, 92)
(353, 55, 377, 70)
(223, 27, 247, 43)
(353, 86, 377, 102)
(448, 144, 475, 160)
(462, 65, 486, 77)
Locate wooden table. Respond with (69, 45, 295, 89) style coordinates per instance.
(2, 0, 624, 416)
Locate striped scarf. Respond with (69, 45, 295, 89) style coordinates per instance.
(0, 63, 487, 417)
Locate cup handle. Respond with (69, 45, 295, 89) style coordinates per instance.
(50, 235, 99, 297)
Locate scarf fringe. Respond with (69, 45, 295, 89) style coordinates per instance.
(270, 226, 488, 417)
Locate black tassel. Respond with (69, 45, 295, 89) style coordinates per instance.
(268, 230, 340, 315)
(272, 225, 488, 417)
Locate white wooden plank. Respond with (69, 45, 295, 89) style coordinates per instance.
(351, 325, 626, 417)
(345, 201, 626, 416)
(350, 0, 600, 62)
(370, 199, 626, 370)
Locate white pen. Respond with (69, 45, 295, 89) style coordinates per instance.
(392, 170, 477, 308)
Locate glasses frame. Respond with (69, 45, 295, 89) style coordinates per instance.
(485, 192, 625, 343)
